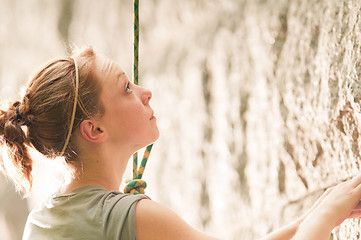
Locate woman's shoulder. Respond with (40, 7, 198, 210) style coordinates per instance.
(24, 185, 150, 240)
(51, 185, 149, 210)
(27, 185, 149, 224)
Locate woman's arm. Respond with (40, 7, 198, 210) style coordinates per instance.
(292, 174, 361, 240)
(135, 175, 361, 240)
(262, 186, 333, 240)
(135, 199, 219, 240)
(261, 221, 300, 240)
(264, 175, 361, 240)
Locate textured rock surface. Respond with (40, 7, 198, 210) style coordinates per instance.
(1, 0, 361, 239)
(142, 0, 361, 239)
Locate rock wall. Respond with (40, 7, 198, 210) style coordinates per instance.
(141, 0, 361, 239)
(1, 0, 361, 239)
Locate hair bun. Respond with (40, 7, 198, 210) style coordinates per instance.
(3, 101, 28, 143)
(16, 95, 33, 126)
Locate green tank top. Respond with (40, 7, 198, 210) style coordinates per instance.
(23, 185, 149, 240)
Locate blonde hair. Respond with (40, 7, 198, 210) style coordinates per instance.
(0, 46, 103, 193)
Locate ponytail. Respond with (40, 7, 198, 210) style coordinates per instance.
(0, 99, 33, 193)
(0, 46, 101, 195)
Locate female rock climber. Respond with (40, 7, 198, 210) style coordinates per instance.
(0, 46, 360, 240)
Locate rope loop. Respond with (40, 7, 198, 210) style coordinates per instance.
(124, 179, 147, 195)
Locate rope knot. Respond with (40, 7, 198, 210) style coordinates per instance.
(124, 179, 147, 195)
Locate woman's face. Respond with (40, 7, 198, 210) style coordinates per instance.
(95, 56, 159, 150)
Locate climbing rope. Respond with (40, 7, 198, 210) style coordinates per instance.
(133, 0, 139, 86)
(124, 0, 154, 195)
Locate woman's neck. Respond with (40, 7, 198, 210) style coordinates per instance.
(60, 146, 131, 194)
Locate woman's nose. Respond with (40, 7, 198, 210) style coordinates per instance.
(141, 87, 152, 105)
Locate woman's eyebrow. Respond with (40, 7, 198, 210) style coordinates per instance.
(119, 71, 126, 78)
(114, 72, 125, 85)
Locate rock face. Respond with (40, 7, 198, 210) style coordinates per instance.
(1, 0, 361, 239)
(141, 0, 361, 239)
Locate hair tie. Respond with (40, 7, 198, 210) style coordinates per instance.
(15, 105, 22, 122)
(60, 57, 79, 156)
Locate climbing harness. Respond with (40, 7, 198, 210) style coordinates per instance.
(123, 0, 154, 195)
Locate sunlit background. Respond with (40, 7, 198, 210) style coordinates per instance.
(2, 0, 361, 239)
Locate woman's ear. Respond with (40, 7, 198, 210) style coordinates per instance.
(79, 119, 108, 143)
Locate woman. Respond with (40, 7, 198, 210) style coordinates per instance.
(0, 46, 360, 240)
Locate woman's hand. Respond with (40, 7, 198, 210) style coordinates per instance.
(310, 174, 361, 227)
(293, 174, 361, 240)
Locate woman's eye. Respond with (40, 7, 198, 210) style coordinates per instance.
(125, 81, 132, 93)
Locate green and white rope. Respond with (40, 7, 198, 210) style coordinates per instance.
(124, 0, 154, 195)
(133, 0, 139, 85)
